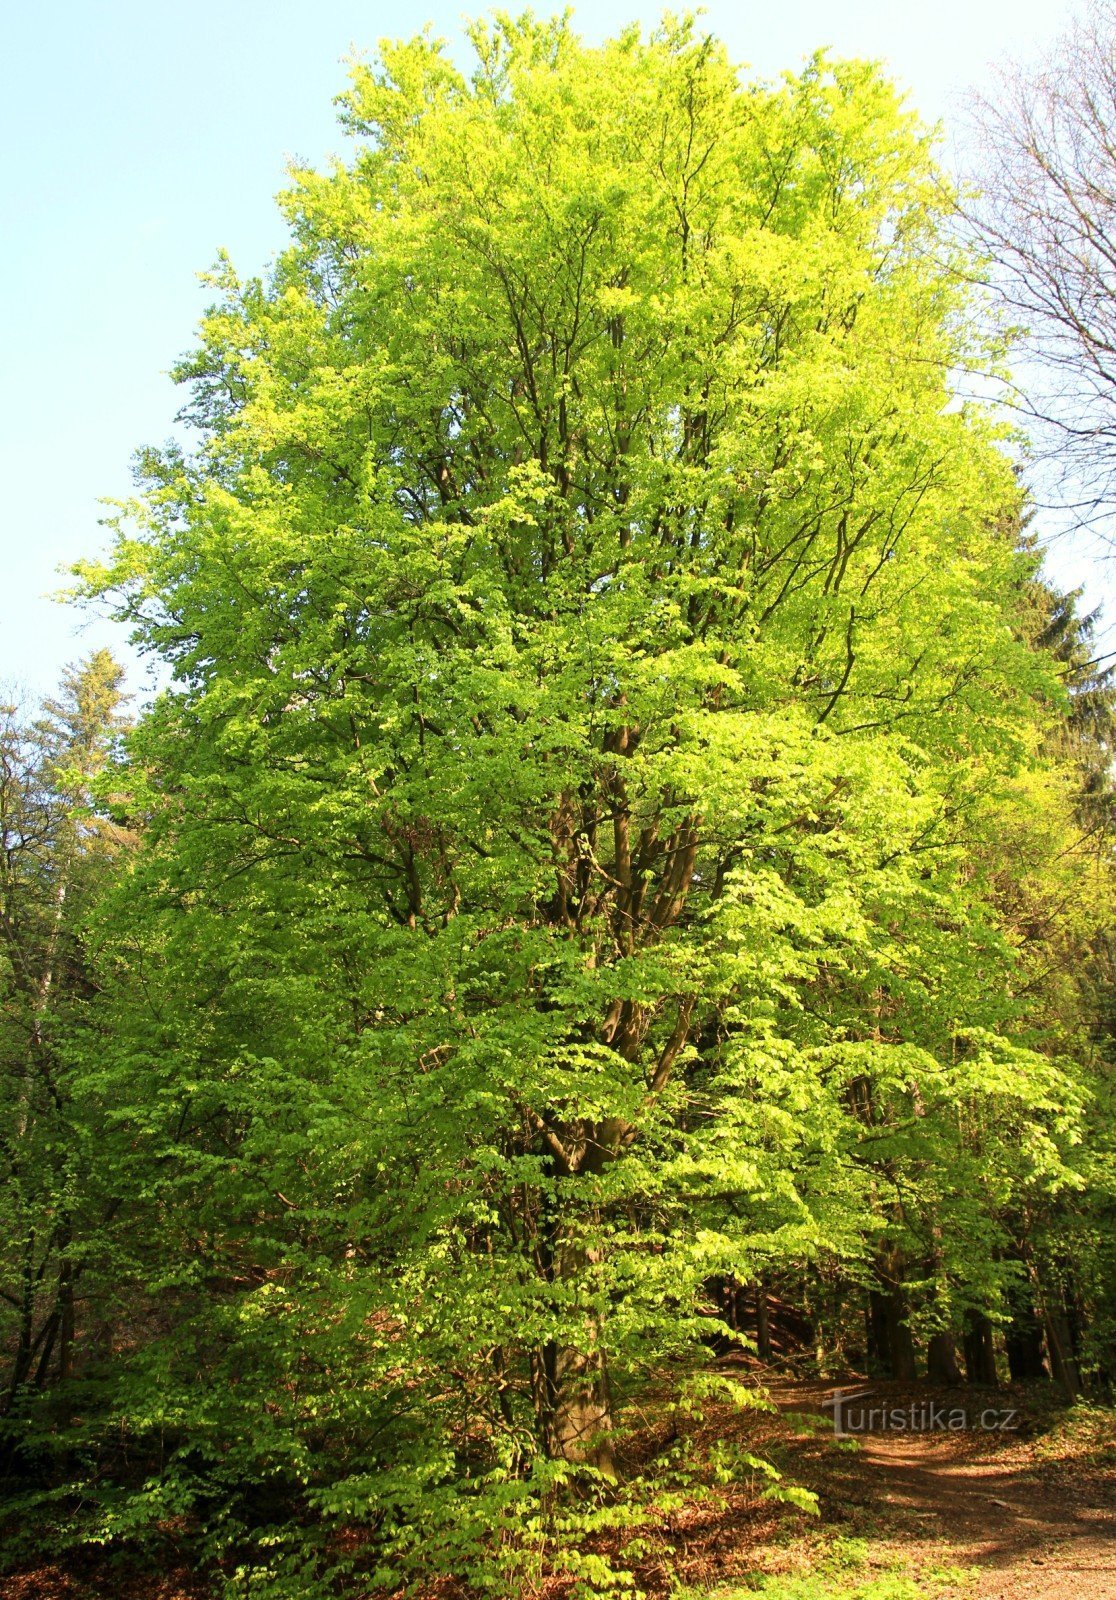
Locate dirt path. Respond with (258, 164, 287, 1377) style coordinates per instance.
(765, 1379, 1116, 1598)
(862, 1432, 1114, 1597)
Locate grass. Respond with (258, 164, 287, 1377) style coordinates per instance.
(672, 1532, 979, 1600)
(1031, 1399, 1116, 1467)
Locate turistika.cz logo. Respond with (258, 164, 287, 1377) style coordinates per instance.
(822, 1388, 1020, 1437)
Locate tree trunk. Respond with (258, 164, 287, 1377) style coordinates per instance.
(868, 1286, 917, 1380)
(926, 1331, 962, 1384)
(1028, 1256, 1083, 1398)
(57, 1251, 75, 1383)
(725, 1278, 740, 1335)
(5, 1231, 38, 1408)
(546, 1340, 615, 1475)
(1043, 1304, 1082, 1398)
(869, 1242, 917, 1381)
(963, 1310, 998, 1385)
(1004, 1282, 1047, 1382)
(889, 1303, 918, 1382)
(755, 1281, 772, 1362)
(536, 1122, 619, 1477)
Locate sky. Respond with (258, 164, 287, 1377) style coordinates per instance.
(1, 0, 1107, 703)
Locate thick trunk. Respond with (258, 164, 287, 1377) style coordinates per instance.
(869, 1242, 917, 1381)
(546, 1340, 616, 1475)
(1004, 1317, 1047, 1382)
(922, 1242, 960, 1384)
(536, 1121, 618, 1477)
(889, 1305, 918, 1382)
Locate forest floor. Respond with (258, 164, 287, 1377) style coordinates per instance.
(2, 1374, 1113, 1599)
(626, 1372, 1116, 1600)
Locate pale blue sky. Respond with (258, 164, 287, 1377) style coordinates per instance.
(1, 0, 1104, 701)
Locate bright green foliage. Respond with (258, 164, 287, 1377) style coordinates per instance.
(20, 12, 1109, 1596)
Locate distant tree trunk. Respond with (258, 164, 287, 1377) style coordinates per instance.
(1004, 1280, 1047, 1382)
(869, 1245, 917, 1381)
(1042, 1302, 1082, 1399)
(57, 1243, 75, 1383)
(756, 1281, 772, 1362)
(819, 1278, 843, 1373)
(725, 1277, 740, 1335)
(963, 1310, 998, 1385)
(889, 1302, 918, 1382)
(926, 1331, 962, 1384)
(5, 1232, 38, 1407)
(868, 1286, 918, 1380)
(923, 1241, 960, 1383)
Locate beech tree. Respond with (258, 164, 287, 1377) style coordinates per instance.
(26, 15, 1107, 1594)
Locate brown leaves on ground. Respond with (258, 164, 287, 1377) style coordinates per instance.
(0, 1563, 206, 1600)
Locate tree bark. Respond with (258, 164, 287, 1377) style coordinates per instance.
(1004, 1281, 1047, 1382)
(536, 1120, 620, 1477)
(755, 1280, 772, 1362)
(868, 1286, 917, 1380)
(926, 1331, 962, 1384)
(546, 1338, 615, 1476)
(1042, 1303, 1082, 1398)
(869, 1244, 917, 1381)
(963, 1310, 998, 1385)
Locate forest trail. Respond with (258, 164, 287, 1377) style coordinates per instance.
(858, 1430, 1114, 1597)
(764, 1379, 1116, 1599)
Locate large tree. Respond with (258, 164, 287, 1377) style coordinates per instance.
(56, 15, 1106, 1593)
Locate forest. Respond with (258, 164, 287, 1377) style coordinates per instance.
(1, 12, 1114, 1600)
